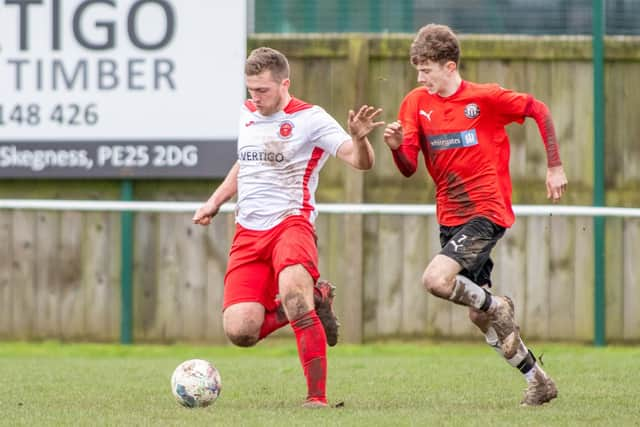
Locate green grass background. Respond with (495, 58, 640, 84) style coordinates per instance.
(1, 340, 638, 426)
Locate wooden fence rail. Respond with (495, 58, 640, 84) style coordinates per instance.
(1, 208, 639, 343)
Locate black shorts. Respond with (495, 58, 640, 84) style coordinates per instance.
(439, 217, 506, 287)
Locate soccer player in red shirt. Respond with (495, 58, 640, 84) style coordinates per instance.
(193, 47, 384, 408)
(383, 24, 568, 406)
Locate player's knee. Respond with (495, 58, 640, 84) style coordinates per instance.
(226, 331, 258, 347)
(222, 309, 261, 347)
(223, 321, 259, 347)
(422, 269, 448, 297)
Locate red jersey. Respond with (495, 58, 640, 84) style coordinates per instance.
(395, 80, 537, 228)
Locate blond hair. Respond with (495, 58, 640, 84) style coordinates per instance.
(245, 47, 290, 82)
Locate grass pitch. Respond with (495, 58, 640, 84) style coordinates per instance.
(0, 340, 638, 426)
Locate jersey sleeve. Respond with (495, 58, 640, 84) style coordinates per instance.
(488, 84, 562, 167)
(486, 84, 531, 125)
(393, 92, 422, 176)
(308, 107, 351, 156)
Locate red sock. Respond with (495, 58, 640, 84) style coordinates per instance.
(259, 301, 289, 340)
(290, 310, 327, 403)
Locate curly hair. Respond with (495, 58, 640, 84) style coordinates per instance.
(410, 24, 460, 66)
(245, 47, 290, 82)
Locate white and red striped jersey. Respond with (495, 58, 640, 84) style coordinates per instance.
(235, 97, 350, 230)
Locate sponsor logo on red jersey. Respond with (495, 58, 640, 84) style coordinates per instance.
(427, 129, 478, 151)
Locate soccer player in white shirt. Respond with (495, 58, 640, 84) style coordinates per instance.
(193, 47, 383, 408)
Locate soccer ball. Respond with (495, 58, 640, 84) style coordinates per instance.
(170, 359, 222, 408)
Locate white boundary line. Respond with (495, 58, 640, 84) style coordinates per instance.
(0, 199, 639, 217)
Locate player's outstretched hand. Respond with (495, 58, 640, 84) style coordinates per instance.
(546, 165, 568, 202)
(347, 105, 385, 139)
(383, 120, 403, 150)
(192, 202, 219, 226)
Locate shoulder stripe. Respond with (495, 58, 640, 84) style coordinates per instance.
(284, 97, 314, 114)
(244, 99, 257, 112)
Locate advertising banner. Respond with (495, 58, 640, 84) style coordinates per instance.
(0, 0, 245, 178)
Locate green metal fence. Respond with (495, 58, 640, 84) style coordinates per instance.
(251, 0, 640, 35)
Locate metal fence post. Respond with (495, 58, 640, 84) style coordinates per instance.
(120, 180, 134, 344)
(592, 0, 606, 347)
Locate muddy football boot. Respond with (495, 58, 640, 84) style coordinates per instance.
(314, 280, 339, 347)
(521, 368, 558, 406)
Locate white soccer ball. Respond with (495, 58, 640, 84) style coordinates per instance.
(170, 359, 222, 408)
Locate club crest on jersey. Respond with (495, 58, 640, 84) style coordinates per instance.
(278, 120, 294, 139)
(464, 103, 480, 119)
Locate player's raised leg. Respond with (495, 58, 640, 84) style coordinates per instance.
(469, 307, 558, 406)
(422, 254, 520, 357)
(314, 279, 339, 346)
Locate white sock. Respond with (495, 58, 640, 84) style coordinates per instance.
(449, 275, 490, 310)
(500, 336, 539, 383)
(524, 365, 538, 383)
(485, 327, 504, 357)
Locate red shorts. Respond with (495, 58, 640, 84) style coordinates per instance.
(223, 215, 320, 311)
